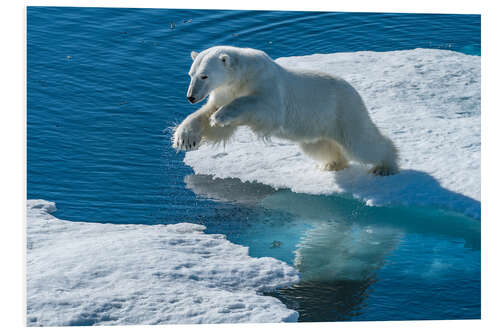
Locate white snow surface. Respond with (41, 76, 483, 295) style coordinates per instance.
(185, 49, 481, 219)
(26, 200, 299, 326)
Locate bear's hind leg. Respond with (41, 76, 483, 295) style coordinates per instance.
(348, 129, 399, 176)
(345, 131, 399, 176)
(299, 140, 349, 172)
(369, 164, 396, 176)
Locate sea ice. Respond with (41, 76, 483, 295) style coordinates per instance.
(26, 200, 299, 326)
(185, 49, 480, 219)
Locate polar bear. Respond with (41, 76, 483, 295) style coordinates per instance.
(172, 46, 399, 176)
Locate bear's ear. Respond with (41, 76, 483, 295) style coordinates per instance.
(219, 53, 230, 67)
(191, 51, 199, 61)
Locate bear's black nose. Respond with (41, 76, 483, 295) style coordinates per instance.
(187, 96, 196, 103)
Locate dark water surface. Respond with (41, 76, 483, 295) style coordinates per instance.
(27, 7, 480, 322)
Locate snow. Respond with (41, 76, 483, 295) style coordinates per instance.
(184, 49, 481, 219)
(26, 200, 299, 326)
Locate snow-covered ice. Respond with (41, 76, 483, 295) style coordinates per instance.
(26, 200, 299, 326)
(185, 49, 480, 219)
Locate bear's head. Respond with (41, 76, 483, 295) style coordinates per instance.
(186, 47, 235, 104)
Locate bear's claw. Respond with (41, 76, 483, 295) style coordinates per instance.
(369, 165, 396, 176)
(321, 161, 348, 172)
(172, 122, 202, 151)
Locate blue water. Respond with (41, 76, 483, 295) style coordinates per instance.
(27, 7, 481, 323)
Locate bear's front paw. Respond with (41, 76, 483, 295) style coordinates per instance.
(172, 121, 202, 151)
(210, 106, 235, 128)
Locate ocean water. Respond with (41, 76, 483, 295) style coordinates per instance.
(27, 7, 481, 323)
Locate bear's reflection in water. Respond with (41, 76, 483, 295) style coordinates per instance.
(184, 174, 479, 321)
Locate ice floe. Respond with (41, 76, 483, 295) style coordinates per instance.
(185, 49, 480, 219)
(26, 200, 299, 326)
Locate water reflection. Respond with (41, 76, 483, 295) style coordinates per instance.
(265, 280, 374, 321)
(262, 191, 480, 251)
(184, 174, 276, 205)
(293, 221, 401, 282)
(184, 174, 480, 321)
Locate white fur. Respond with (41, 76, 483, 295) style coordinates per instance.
(173, 46, 399, 175)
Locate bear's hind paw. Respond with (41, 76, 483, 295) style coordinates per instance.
(369, 165, 397, 176)
(320, 162, 348, 172)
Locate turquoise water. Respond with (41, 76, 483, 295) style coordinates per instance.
(27, 7, 480, 323)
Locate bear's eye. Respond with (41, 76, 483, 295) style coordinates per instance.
(200, 75, 208, 80)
